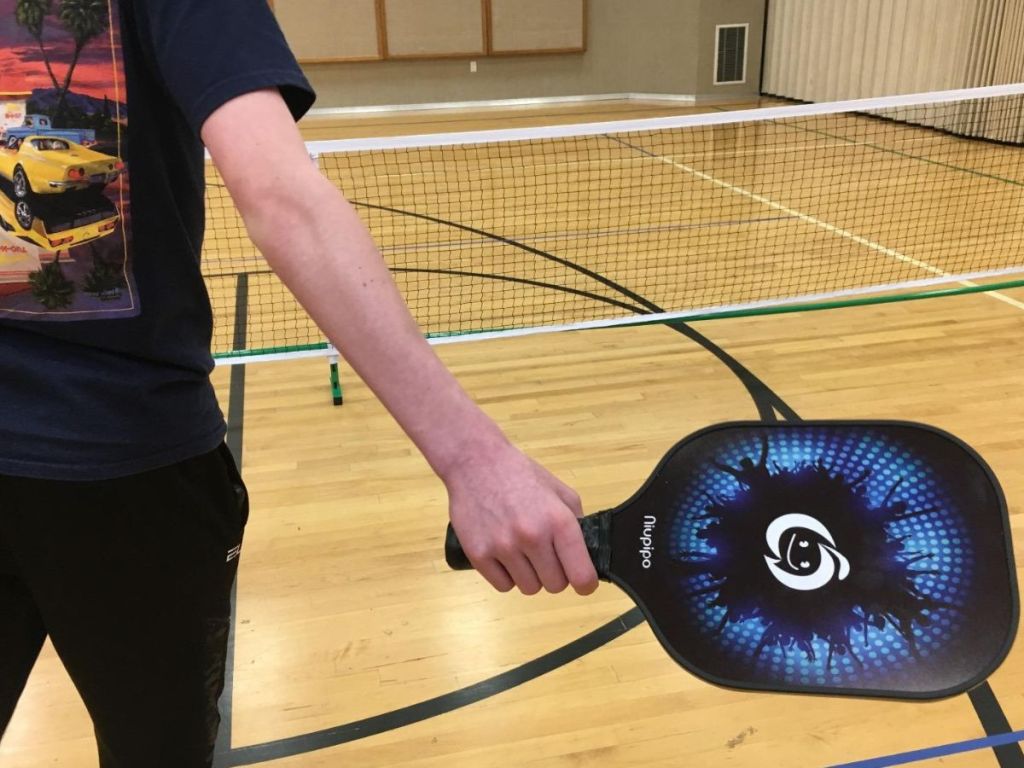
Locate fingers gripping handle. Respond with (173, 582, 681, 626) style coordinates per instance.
(444, 512, 611, 577)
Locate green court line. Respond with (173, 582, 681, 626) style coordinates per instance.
(786, 121, 1024, 189)
(711, 104, 1024, 189)
(625, 279, 1024, 326)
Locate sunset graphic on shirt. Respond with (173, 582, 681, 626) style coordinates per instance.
(0, 0, 135, 320)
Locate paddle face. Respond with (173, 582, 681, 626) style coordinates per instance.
(608, 421, 1017, 699)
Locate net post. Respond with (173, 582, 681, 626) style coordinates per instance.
(328, 348, 343, 406)
(310, 150, 345, 406)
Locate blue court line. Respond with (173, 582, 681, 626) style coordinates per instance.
(830, 730, 1024, 768)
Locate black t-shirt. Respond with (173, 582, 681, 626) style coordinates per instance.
(0, 0, 314, 479)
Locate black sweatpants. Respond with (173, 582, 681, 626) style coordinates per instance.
(0, 443, 248, 767)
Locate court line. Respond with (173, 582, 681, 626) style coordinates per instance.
(641, 124, 1023, 762)
(203, 265, 652, 316)
(213, 274, 250, 766)
(211, 176, 1021, 766)
(669, 321, 799, 423)
(828, 730, 1024, 768)
(608, 136, 1024, 313)
(351, 200, 663, 313)
(767, 120, 1024, 314)
(776, 118, 1024, 189)
(225, 609, 646, 764)
(390, 266, 652, 315)
(706, 102, 1024, 189)
(671, 324, 1021, 768)
(215, 221, 665, 764)
(970, 684, 1024, 768)
(212, 301, 1023, 765)
(610, 136, 955, 278)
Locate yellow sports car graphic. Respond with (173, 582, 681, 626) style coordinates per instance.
(0, 135, 124, 198)
(0, 184, 119, 252)
(2, 0, 136, 318)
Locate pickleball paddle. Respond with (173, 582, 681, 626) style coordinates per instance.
(445, 421, 1018, 700)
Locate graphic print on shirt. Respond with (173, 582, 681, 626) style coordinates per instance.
(0, 0, 134, 319)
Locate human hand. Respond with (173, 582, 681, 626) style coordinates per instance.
(444, 441, 599, 596)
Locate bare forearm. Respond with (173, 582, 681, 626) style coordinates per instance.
(244, 176, 508, 477)
(201, 89, 597, 595)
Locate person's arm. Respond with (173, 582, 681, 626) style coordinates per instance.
(202, 88, 598, 596)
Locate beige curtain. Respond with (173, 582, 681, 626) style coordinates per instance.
(763, 0, 1024, 99)
(762, 0, 1024, 142)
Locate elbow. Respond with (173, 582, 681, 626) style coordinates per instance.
(235, 171, 338, 260)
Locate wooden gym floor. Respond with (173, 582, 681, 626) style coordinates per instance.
(1, 101, 1022, 767)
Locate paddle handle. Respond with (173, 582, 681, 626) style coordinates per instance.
(444, 511, 612, 578)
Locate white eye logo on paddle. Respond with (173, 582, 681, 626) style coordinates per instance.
(764, 514, 851, 591)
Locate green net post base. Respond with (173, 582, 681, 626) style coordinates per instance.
(329, 356, 343, 406)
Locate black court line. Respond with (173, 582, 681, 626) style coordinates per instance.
(204, 265, 651, 317)
(214, 196, 1019, 765)
(668, 320, 799, 423)
(214, 310, 870, 765)
(969, 686, 1024, 767)
(618, 133, 1021, 766)
(391, 266, 652, 315)
(224, 609, 645, 765)
(213, 273, 249, 767)
(669, 317, 1022, 766)
(214, 229, 664, 763)
(350, 201, 663, 314)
